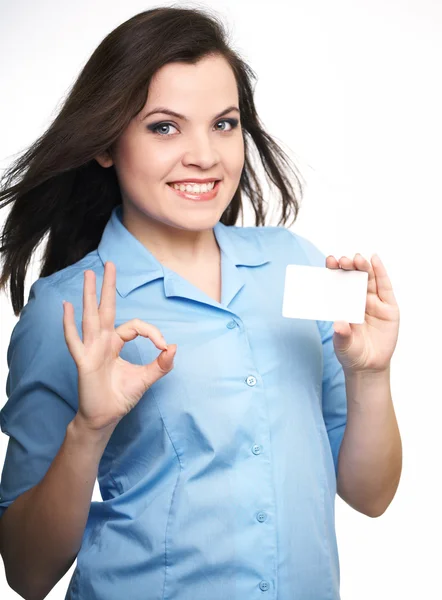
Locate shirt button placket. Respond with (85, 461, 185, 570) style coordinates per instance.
(245, 373, 272, 593)
(230, 319, 272, 590)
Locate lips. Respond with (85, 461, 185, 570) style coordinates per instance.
(168, 179, 220, 185)
(167, 180, 221, 201)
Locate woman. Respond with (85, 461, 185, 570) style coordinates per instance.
(0, 7, 401, 600)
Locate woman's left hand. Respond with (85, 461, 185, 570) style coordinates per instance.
(326, 253, 400, 375)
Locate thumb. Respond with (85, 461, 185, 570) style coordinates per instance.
(140, 344, 177, 390)
(333, 321, 352, 337)
(333, 321, 353, 352)
(157, 343, 177, 372)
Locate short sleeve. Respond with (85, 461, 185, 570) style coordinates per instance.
(0, 278, 79, 518)
(288, 230, 347, 477)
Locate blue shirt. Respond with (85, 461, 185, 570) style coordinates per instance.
(0, 205, 347, 600)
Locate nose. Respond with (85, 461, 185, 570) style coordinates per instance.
(181, 131, 220, 170)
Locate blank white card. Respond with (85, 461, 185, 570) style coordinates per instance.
(282, 264, 368, 324)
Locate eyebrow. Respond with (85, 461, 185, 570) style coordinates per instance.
(142, 105, 240, 121)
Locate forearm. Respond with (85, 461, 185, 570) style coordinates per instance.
(336, 367, 402, 517)
(0, 417, 114, 600)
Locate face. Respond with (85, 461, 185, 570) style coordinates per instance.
(96, 54, 244, 234)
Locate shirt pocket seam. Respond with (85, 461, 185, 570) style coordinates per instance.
(133, 340, 184, 600)
(133, 337, 183, 467)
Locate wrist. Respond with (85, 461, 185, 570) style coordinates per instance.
(344, 365, 391, 383)
(344, 366, 392, 410)
(68, 415, 117, 446)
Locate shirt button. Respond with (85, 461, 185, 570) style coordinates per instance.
(246, 375, 257, 387)
(259, 581, 270, 592)
(252, 444, 262, 455)
(226, 320, 237, 329)
(256, 511, 267, 523)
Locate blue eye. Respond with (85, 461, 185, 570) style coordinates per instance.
(147, 117, 239, 136)
(215, 118, 239, 131)
(147, 122, 178, 136)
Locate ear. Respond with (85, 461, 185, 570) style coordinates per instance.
(95, 150, 114, 168)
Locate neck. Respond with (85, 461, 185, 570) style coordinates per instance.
(121, 203, 220, 266)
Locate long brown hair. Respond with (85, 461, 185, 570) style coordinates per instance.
(0, 6, 303, 316)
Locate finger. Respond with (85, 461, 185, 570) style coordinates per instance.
(337, 256, 355, 270)
(98, 262, 116, 331)
(62, 301, 85, 363)
(326, 256, 340, 269)
(82, 270, 101, 344)
(332, 254, 378, 296)
(141, 344, 178, 388)
(327, 255, 360, 270)
(157, 343, 178, 373)
(115, 319, 168, 350)
(354, 253, 378, 296)
(371, 254, 397, 305)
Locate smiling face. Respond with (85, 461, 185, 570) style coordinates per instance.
(96, 53, 245, 236)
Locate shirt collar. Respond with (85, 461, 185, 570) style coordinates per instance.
(97, 205, 270, 298)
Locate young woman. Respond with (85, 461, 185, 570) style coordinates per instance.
(0, 7, 401, 600)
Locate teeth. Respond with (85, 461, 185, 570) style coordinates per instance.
(171, 181, 216, 193)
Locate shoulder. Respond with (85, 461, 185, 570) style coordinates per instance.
(2, 259, 99, 419)
(37, 250, 102, 299)
(8, 251, 101, 366)
(20, 251, 102, 322)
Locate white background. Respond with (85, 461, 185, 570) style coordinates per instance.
(1, 0, 441, 598)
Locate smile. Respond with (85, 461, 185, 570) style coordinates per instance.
(167, 180, 221, 201)
(170, 181, 217, 194)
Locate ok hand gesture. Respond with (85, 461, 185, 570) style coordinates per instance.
(63, 261, 177, 432)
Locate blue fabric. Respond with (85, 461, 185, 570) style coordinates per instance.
(0, 205, 347, 600)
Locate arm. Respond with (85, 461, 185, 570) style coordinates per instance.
(326, 251, 402, 518)
(337, 368, 402, 518)
(0, 266, 174, 600)
(0, 417, 115, 600)
(288, 231, 402, 518)
(0, 278, 109, 599)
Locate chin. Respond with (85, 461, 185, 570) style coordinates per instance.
(167, 211, 224, 232)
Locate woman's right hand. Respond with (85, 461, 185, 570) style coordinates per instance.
(62, 261, 177, 432)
